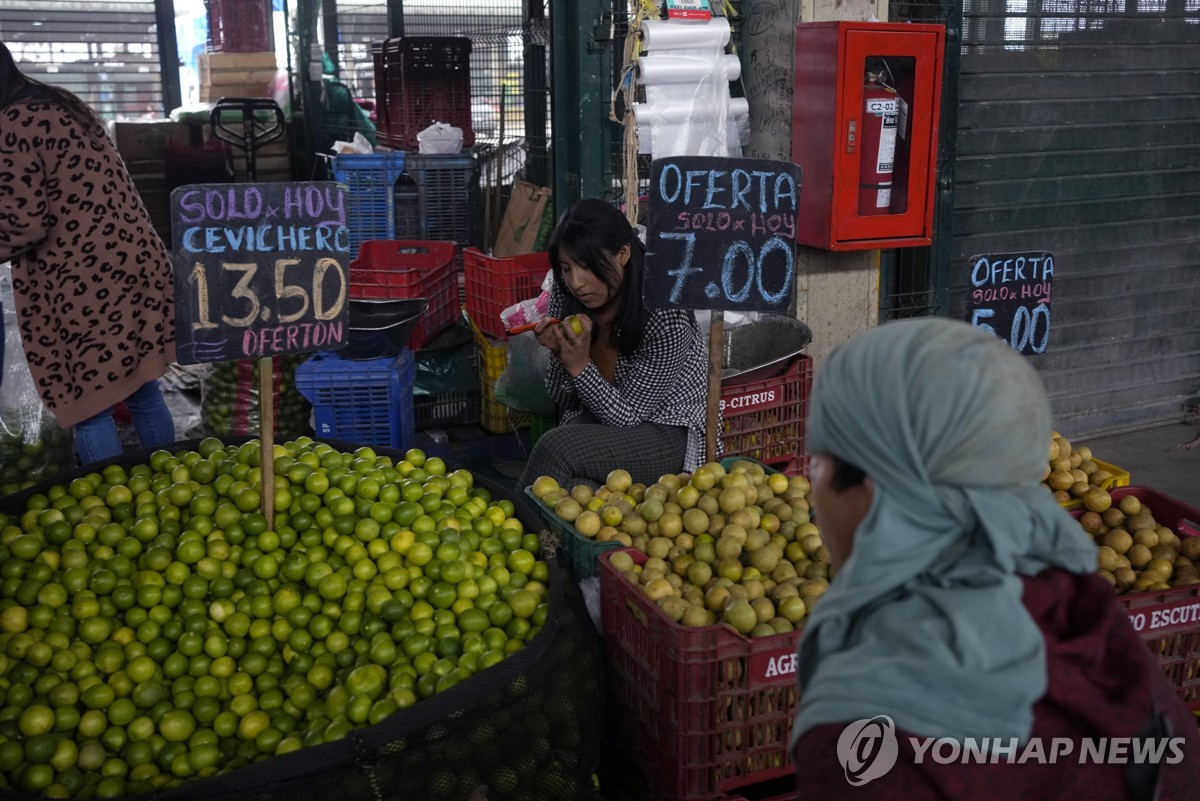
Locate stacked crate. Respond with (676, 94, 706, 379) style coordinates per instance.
(205, 0, 271, 53)
(295, 350, 417, 450)
(330, 152, 408, 256)
(393, 153, 476, 258)
(374, 37, 474, 151)
(349, 240, 459, 351)
(463, 249, 552, 433)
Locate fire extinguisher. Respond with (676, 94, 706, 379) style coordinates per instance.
(857, 72, 900, 216)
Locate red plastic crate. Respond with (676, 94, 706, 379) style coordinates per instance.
(719, 356, 812, 467)
(205, 0, 270, 53)
(376, 37, 474, 151)
(600, 549, 801, 801)
(718, 773, 798, 801)
(722, 791, 795, 801)
(769, 454, 810, 479)
(1074, 487, 1200, 711)
(349, 240, 458, 351)
(462, 248, 551, 340)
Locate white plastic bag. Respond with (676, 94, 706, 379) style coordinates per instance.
(330, 131, 373, 155)
(0, 263, 73, 493)
(416, 122, 464, 155)
(500, 270, 555, 331)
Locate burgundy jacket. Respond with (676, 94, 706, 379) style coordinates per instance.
(793, 570, 1200, 800)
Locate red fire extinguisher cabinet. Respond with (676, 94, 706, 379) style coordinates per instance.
(791, 21, 945, 251)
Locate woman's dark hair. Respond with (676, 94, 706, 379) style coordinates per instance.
(547, 198, 649, 356)
(828, 454, 867, 492)
(1, 42, 107, 138)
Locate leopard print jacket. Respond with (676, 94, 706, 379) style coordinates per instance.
(0, 97, 175, 428)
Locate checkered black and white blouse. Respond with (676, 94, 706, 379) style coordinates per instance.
(544, 284, 711, 470)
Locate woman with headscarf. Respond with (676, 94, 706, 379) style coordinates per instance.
(791, 318, 1200, 800)
(0, 42, 176, 465)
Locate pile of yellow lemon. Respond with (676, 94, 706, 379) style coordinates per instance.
(535, 460, 830, 638)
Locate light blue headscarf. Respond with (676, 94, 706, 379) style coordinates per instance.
(791, 319, 1097, 745)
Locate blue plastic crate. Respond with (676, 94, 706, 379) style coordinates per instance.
(331, 152, 407, 256)
(394, 152, 475, 248)
(295, 349, 416, 449)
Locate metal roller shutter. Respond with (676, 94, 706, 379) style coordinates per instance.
(949, 0, 1200, 438)
(0, 0, 165, 120)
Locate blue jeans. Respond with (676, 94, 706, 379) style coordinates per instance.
(74, 380, 176, 465)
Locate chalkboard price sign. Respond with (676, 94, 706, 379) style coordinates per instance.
(171, 183, 351, 365)
(643, 156, 803, 314)
(965, 251, 1054, 356)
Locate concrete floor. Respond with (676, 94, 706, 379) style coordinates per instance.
(1082, 423, 1200, 509)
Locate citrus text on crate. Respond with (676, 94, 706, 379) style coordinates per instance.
(719, 389, 779, 413)
(908, 737, 1187, 766)
(1127, 601, 1200, 633)
(762, 652, 797, 678)
(971, 255, 1054, 286)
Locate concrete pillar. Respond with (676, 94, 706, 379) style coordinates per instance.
(743, 0, 887, 366)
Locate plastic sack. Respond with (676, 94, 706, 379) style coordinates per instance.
(494, 332, 556, 416)
(416, 121, 464, 154)
(500, 270, 555, 331)
(0, 263, 73, 494)
(415, 339, 478, 397)
(201, 356, 311, 440)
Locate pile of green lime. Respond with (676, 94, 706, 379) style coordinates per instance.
(0, 438, 548, 798)
(202, 357, 310, 440)
(0, 418, 72, 497)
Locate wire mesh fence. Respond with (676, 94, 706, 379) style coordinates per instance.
(323, 0, 551, 251)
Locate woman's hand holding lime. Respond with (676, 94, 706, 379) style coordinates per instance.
(534, 316, 591, 375)
(533, 317, 562, 353)
(555, 315, 592, 377)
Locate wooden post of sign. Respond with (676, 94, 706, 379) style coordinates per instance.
(259, 358, 275, 531)
(706, 311, 724, 463)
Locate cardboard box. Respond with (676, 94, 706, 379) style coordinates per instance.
(199, 52, 278, 90)
(122, 158, 167, 180)
(108, 120, 191, 162)
(494, 181, 553, 258)
(201, 83, 273, 103)
(128, 171, 169, 194)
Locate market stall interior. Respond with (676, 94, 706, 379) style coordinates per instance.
(2, 0, 1200, 799)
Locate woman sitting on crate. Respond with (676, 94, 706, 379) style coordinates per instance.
(790, 318, 1200, 800)
(515, 199, 710, 510)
